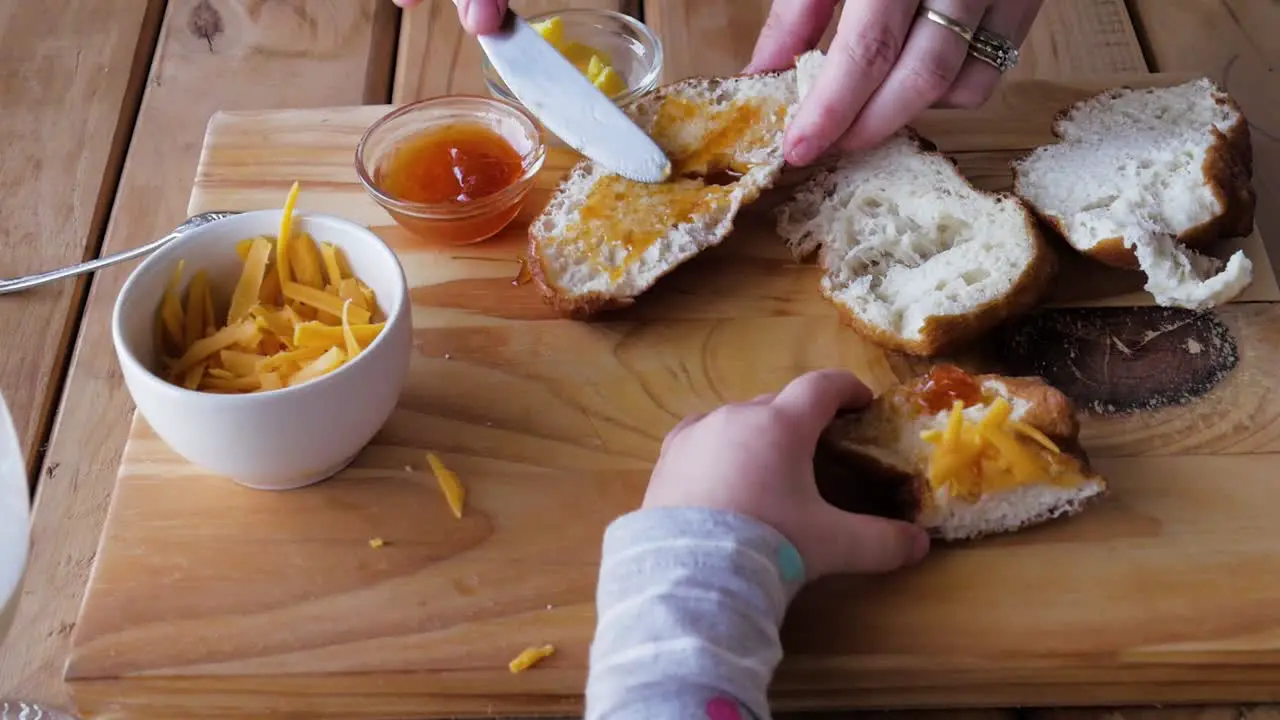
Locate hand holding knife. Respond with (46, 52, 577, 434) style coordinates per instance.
(449, 0, 672, 184)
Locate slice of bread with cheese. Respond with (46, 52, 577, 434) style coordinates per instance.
(526, 66, 802, 317)
(1012, 79, 1256, 310)
(816, 365, 1107, 542)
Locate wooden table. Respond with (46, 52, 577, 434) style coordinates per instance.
(0, 1, 1276, 717)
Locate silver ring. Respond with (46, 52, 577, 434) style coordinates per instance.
(969, 26, 1020, 73)
(916, 7, 1020, 74)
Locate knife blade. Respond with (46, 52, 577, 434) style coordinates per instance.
(470, 8, 672, 184)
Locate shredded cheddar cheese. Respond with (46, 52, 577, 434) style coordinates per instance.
(508, 644, 556, 673)
(277, 181, 299, 286)
(427, 452, 466, 519)
(920, 396, 1085, 502)
(154, 183, 385, 393)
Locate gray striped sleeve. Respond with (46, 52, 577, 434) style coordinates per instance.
(585, 507, 807, 720)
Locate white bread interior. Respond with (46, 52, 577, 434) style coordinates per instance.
(1012, 78, 1255, 310)
(822, 375, 1107, 542)
(775, 52, 1051, 356)
(527, 68, 801, 316)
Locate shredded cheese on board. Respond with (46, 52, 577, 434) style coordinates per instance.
(508, 644, 556, 673)
(155, 183, 385, 393)
(427, 452, 466, 519)
(920, 397, 1086, 502)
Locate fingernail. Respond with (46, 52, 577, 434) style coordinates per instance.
(786, 135, 814, 166)
(462, 0, 480, 30)
(910, 529, 931, 564)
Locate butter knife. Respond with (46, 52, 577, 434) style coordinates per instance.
(465, 5, 672, 184)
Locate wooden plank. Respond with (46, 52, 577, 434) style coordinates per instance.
(645, 0, 772, 80)
(393, 0, 635, 103)
(1029, 702, 1249, 712)
(1009, 0, 1147, 80)
(0, 0, 396, 710)
(0, 0, 162, 479)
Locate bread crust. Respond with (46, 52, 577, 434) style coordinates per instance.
(1016, 80, 1256, 270)
(816, 368, 1106, 540)
(822, 130, 1058, 357)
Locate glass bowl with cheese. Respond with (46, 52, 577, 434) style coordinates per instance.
(481, 9, 663, 137)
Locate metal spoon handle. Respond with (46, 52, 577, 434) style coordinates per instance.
(0, 211, 238, 295)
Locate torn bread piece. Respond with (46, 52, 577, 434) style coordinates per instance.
(774, 50, 1053, 356)
(1012, 78, 1256, 310)
(775, 130, 1054, 356)
(816, 365, 1107, 542)
(526, 66, 802, 317)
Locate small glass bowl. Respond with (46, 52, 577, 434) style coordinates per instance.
(355, 96, 546, 245)
(482, 9, 664, 132)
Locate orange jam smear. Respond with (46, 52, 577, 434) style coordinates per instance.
(564, 95, 789, 278)
(374, 123, 527, 245)
(915, 364, 985, 414)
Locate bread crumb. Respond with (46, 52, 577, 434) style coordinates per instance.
(368, 537, 386, 549)
(443, 353, 451, 360)
(1186, 338, 1203, 354)
(509, 644, 556, 673)
(404, 465, 413, 472)
(546, 604, 554, 610)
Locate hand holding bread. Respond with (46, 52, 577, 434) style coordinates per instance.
(648, 369, 931, 577)
(747, 0, 1045, 164)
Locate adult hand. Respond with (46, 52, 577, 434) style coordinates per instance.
(746, 0, 1044, 165)
(644, 369, 931, 579)
(391, 0, 509, 36)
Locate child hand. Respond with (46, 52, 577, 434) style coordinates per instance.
(644, 369, 931, 579)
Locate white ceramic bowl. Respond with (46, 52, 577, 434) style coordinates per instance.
(0, 394, 29, 641)
(112, 210, 412, 490)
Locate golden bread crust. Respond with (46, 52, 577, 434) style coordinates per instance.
(1016, 82, 1256, 270)
(822, 129, 1057, 357)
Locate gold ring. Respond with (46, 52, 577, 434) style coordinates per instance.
(916, 7, 1020, 73)
(917, 7, 975, 43)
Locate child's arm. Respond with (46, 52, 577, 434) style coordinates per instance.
(586, 507, 806, 720)
(583, 369, 932, 720)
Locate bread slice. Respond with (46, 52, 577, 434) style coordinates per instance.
(1012, 79, 1256, 310)
(526, 67, 802, 317)
(775, 130, 1054, 357)
(815, 365, 1107, 542)
(772, 49, 1054, 357)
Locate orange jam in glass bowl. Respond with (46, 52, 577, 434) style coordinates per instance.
(356, 96, 546, 245)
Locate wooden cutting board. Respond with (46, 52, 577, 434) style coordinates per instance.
(66, 73, 1280, 719)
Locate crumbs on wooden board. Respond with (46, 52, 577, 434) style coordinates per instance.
(368, 537, 386, 549)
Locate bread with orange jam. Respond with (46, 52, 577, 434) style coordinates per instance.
(526, 64, 803, 317)
(815, 365, 1107, 541)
